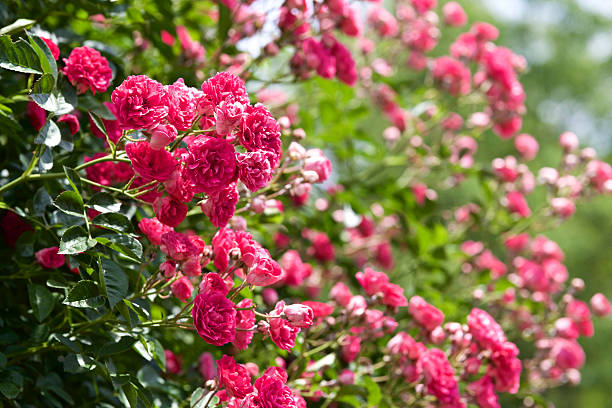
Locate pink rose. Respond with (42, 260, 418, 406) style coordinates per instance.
(488, 341, 521, 393)
(304, 148, 332, 183)
(35, 246, 65, 269)
(111, 75, 169, 129)
(431, 56, 471, 96)
(138, 217, 173, 246)
(417, 348, 462, 406)
(167, 78, 197, 131)
(200, 72, 249, 114)
(237, 151, 276, 192)
(27, 101, 46, 131)
(171, 275, 193, 302)
(217, 355, 254, 399)
(381, 283, 408, 307)
(514, 133, 539, 161)
(408, 296, 444, 331)
(442, 2, 467, 27)
(269, 302, 300, 350)
(330, 282, 352, 306)
(341, 335, 361, 362)
(192, 292, 236, 346)
(467, 376, 499, 408)
(234, 298, 256, 350)
(160, 260, 177, 278)
(149, 123, 177, 150)
(355, 268, 389, 296)
(154, 196, 188, 227)
(125, 141, 177, 182)
(505, 191, 531, 218)
(237, 103, 282, 159)
(62, 46, 112, 94)
(253, 367, 297, 408)
(279, 250, 311, 287)
(200, 183, 239, 227)
(550, 338, 585, 370)
(590, 293, 611, 317)
(467, 308, 506, 350)
(184, 135, 237, 194)
(57, 114, 80, 135)
(198, 352, 217, 381)
(160, 231, 200, 261)
(164, 350, 182, 374)
(246, 249, 282, 286)
(41, 37, 60, 60)
(283, 304, 314, 328)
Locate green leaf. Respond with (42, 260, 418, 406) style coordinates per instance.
(33, 186, 52, 216)
(0, 35, 41, 74)
(28, 33, 57, 83)
(53, 190, 84, 217)
(52, 334, 81, 353)
(59, 226, 97, 255)
(0, 19, 35, 35)
(96, 233, 142, 261)
(28, 284, 55, 322)
(0, 381, 19, 399)
(99, 337, 137, 358)
(31, 73, 55, 94)
(63, 166, 82, 192)
(89, 193, 121, 213)
(99, 258, 128, 309)
(31, 80, 77, 115)
(39, 146, 53, 172)
(190, 387, 218, 408)
(79, 95, 114, 119)
(363, 376, 381, 406)
(217, 4, 232, 46)
(134, 335, 165, 371)
(92, 212, 132, 233)
(89, 112, 108, 138)
(34, 119, 61, 147)
(63, 280, 104, 308)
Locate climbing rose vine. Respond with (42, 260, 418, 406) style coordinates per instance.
(0, 0, 609, 407)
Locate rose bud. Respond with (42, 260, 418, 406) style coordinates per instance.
(283, 304, 314, 328)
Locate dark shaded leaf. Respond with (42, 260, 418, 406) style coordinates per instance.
(89, 193, 121, 213)
(100, 258, 128, 309)
(28, 283, 54, 322)
(63, 280, 104, 308)
(59, 226, 97, 255)
(53, 190, 84, 217)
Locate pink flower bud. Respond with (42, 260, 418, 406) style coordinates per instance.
(262, 288, 279, 305)
(283, 304, 314, 328)
(514, 133, 539, 161)
(443, 2, 467, 26)
(590, 293, 611, 317)
(551, 197, 575, 218)
(559, 131, 579, 152)
(149, 123, 177, 150)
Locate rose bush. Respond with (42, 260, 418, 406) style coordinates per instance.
(0, 0, 610, 407)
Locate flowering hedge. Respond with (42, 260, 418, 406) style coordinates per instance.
(0, 0, 610, 407)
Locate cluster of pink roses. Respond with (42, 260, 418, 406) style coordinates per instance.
(108, 72, 283, 227)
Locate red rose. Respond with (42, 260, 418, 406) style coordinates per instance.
(192, 292, 236, 346)
(160, 231, 200, 261)
(408, 296, 444, 331)
(138, 217, 173, 246)
(236, 151, 276, 192)
(234, 299, 256, 350)
(246, 249, 282, 286)
(217, 355, 254, 399)
(171, 275, 193, 302)
(35, 246, 65, 269)
(184, 135, 237, 194)
(111, 75, 169, 129)
(125, 141, 177, 182)
(154, 196, 188, 227)
(200, 183, 239, 228)
(62, 46, 112, 94)
(253, 367, 297, 408)
(269, 302, 299, 350)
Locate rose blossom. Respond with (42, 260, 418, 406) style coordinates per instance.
(62, 46, 112, 94)
(200, 72, 249, 114)
(200, 183, 239, 227)
(488, 341, 521, 393)
(164, 350, 181, 374)
(111, 75, 169, 129)
(148, 123, 177, 150)
(443, 2, 467, 27)
(417, 348, 462, 406)
(237, 103, 282, 158)
(341, 335, 361, 362)
(505, 191, 531, 217)
(171, 275, 193, 302)
(283, 304, 314, 328)
(514, 133, 539, 161)
(125, 141, 177, 182)
(304, 148, 332, 183)
(198, 352, 217, 380)
(246, 249, 283, 286)
(236, 151, 276, 192)
(234, 298, 256, 350)
(57, 114, 80, 135)
(154, 196, 188, 227)
(138, 217, 173, 245)
(253, 367, 297, 408)
(192, 292, 236, 346)
(408, 296, 444, 331)
(269, 306, 300, 350)
(184, 135, 237, 194)
(160, 231, 200, 261)
(27, 101, 46, 131)
(468, 376, 499, 408)
(41, 37, 60, 60)
(167, 78, 197, 131)
(217, 355, 254, 398)
(35, 247, 65, 269)
(467, 308, 506, 350)
(590, 293, 611, 317)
